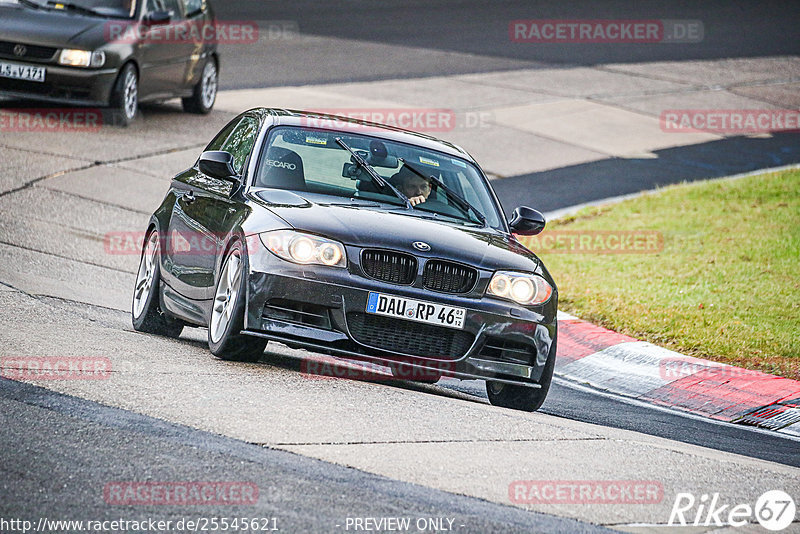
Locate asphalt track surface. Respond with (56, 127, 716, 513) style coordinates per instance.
(0, 377, 611, 533)
(1, 1, 800, 531)
(214, 0, 800, 87)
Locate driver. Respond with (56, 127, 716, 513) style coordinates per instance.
(391, 167, 431, 207)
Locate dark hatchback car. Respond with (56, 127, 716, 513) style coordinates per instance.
(0, 0, 219, 125)
(132, 109, 558, 412)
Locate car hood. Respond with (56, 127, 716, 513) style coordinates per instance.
(0, 6, 106, 47)
(249, 190, 541, 272)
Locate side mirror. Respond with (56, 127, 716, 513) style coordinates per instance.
(509, 206, 546, 236)
(199, 151, 239, 182)
(144, 10, 172, 25)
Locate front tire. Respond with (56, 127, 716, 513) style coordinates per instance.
(182, 59, 218, 114)
(132, 229, 184, 337)
(486, 351, 555, 412)
(208, 239, 267, 362)
(110, 63, 138, 127)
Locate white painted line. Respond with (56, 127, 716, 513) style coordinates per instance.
(558, 341, 686, 398)
(779, 422, 800, 437)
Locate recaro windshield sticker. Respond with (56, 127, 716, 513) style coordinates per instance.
(419, 156, 440, 167)
(306, 135, 327, 145)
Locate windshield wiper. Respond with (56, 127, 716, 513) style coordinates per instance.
(334, 137, 413, 210)
(17, 0, 46, 9)
(44, 0, 106, 17)
(398, 158, 487, 227)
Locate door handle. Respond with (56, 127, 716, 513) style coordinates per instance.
(184, 190, 196, 204)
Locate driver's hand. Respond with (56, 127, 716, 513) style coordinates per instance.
(408, 195, 426, 206)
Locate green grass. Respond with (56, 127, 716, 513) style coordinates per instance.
(519, 168, 800, 379)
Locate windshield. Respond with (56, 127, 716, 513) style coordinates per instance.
(254, 126, 504, 229)
(24, 0, 136, 18)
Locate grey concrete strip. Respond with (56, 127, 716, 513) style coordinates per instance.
(0, 244, 132, 311)
(0, 145, 90, 195)
(490, 100, 720, 157)
(731, 82, 800, 108)
(0, 186, 148, 237)
(214, 85, 414, 114)
(319, 77, 561, 111)
(597, 90, 783, 118)
(0, 105, 233, 162)
(114, 148, 203, 179)
(603, 57, 800, 88)
(39, 165, 169, 215)
(453, 67, 696, 99)
(447, 123, 606, 177)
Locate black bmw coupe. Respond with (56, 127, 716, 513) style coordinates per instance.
(132, 109, 558, 411)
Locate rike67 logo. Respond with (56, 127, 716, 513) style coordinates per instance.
(669, 490, 796, 531)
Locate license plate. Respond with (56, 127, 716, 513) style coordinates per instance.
(366, 292, 466, 330)
(0, 61, 46, 83)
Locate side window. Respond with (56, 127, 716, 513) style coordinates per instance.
(182, 0, 203, 17)
(204, 117, 241, 152)
(454, 171, 481, 208)
(219, 115, 261, 174)
(146, 0, 182, 18)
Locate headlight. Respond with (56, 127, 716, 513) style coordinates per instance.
(58, 49, 106, 68)
(486, 271, 552, 305)
(260, 230, 346, 268)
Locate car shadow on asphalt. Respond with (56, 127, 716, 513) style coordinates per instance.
(258, 344, 490, 405)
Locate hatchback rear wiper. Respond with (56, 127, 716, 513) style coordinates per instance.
(398, 158, 486, 226)
(44, 0, 106, 17)
(335, 137, 413, 210)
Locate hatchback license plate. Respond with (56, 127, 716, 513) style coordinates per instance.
(0, 61, 46, 83)
(366, 292, 466, 330)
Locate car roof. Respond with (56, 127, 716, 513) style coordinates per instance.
(244, 108, 477, 164)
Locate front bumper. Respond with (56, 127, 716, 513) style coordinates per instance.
(0, 63, 118, 106)
(243, 242, 557, 387)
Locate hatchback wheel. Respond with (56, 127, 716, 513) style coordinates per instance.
(183, 59, 218, 114)
(110, 63, 138, 127)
